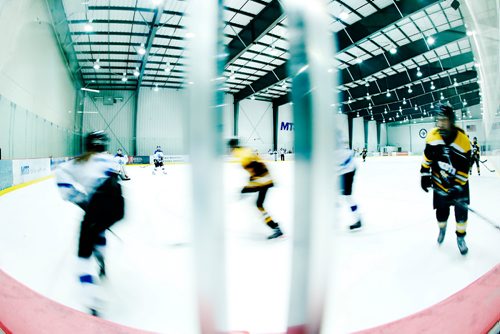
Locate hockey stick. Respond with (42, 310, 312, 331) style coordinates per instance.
(433, 188, 500, 231)
(480, 159, 487, 163)
(453, 200, 500, 231)
(480, 160, 496, 173)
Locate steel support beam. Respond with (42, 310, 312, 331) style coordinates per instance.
(234, 0, 441, 102)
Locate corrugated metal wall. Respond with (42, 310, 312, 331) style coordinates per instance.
(136, 88, 186, 156)
(238, 99, 273, 154)
(0, 94, 77, 159)
(82, 90, 136, 156)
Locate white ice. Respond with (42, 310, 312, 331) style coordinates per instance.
(0, 156, 499, 334)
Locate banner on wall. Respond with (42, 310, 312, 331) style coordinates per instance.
(129, 156, 150, 164)
(0, 160, 13, 191)
(12, 159, 51, 185)
(50, 157, 70, 170)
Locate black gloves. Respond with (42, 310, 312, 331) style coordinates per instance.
(421, 174, 432, 192)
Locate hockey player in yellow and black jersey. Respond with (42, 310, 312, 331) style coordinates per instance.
(228, 138, 284, 239)
(420, 105, 471, 255)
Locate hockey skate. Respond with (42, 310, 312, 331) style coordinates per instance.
(457, 236, 468, 255)
(267, 227, 284, 240)
(349, 220, 362, 231)
(437, 227, 446, 244)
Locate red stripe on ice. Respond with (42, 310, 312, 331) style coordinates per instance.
(354, 264, 500, 334)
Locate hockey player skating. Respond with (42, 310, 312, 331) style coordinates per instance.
(360, 148, 367, 162)
(114, 148, 130, 180)
(420, 105, 471, 255)
(337, 139, 362, 230)
(56, 131, 125, 315)
(152, 145, 167, 175)
(470, 137, 480, 176)
(229, 138, 284, 239)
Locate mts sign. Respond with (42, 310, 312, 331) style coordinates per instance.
(280, 121, 294, 131)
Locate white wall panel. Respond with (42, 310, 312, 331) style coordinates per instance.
(367, 121, 377, 152)
(352, 117, 365, 150)
(278, 103, 294, 152)
(83, 91, 135, 155)
(335, 114, 349, 140)
(379, 123, 387, 147)
(238, 99, 273, 154)
(0, 0, 75, 129)
(137, 88, 186, 155)
(387, 119, 485, 154)
(387, 125, 410, 151)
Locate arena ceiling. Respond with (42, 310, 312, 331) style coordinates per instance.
(49, 0, 482, 123)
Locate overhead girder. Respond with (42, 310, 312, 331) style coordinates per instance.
(234, 0, 444, 102)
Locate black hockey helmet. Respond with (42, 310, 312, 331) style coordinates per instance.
(435, 104, 455, 124)
(85, 130, 108, 152)
(228, 138, 239, 148)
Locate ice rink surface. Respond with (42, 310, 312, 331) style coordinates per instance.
(1, 156, 499, 333)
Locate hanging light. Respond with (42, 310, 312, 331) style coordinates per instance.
(427, 36, 435, 45)
(384, 108, 388, 114)
(430, 81, 435, 90)
(463, 99, 468, 106)
(153, 84, 159, 92)
(133, 67, 140, 77)
(414, 104, 418, 111)
(138, 43, 146, 55)
(369, 103, 372, 110)
(390, 47, 397, 54)
(403, 97, 407, 105)
(386, 89, 391, 98)
(366, 92, 370, 100)
(408, 85, 413, 94)
(454, 78, 458, 86)
(347, 96, 352, 104)
(84, 22, 93, 32)
(416, 67, 422, 77)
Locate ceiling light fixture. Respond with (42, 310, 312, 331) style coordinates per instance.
(339, 11, 349, 21)
(454, 78, 458, 86)
(390, 47, 397, 54)
(153, 84, 159, 92)
(403, 97, 407, 105)
(84, 23, 93, 32)
(93, 63, 100, 70)
(356, 58, 363, 64)
(138, 43, 146, 55)
(386, 89, 391, 98)
(81, 87, 100, 93)
(427, 36, 435, 45)
(408, 86, 413, 94)
(133, 67, 140, 77)
(416, 67, 422, 77)
(430, 81, 435, 90)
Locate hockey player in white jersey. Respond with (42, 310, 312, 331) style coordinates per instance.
(336, 135, 362, 230)
(55, 131, 124, 316)
(152, 145, 167, 175)
(114, 148, 130, 180)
